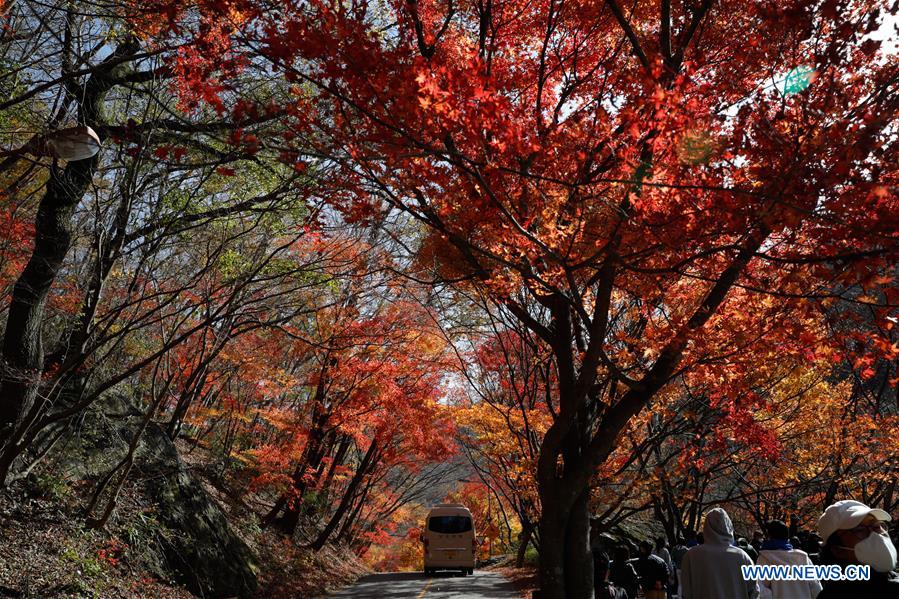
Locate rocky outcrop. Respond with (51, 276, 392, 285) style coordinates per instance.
(52, 393, 258, 598)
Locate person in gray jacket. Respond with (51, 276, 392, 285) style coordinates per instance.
(681, 507, 760, 599)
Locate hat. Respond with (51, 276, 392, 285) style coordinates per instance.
(817, 500, 891, 542)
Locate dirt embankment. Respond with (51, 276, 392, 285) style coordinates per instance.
(0, 393, 367, 598)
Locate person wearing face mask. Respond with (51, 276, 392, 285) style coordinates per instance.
(817, 500, 899, 598)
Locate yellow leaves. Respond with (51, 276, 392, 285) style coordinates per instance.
(678, 129, 720, 165)
(226, 5, 249, 24)
(257, 407, 303, 432)
(458, 402, 549, 441)
(760, 294, 778, 309)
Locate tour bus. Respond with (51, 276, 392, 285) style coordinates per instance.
(420, 503, 477, 576)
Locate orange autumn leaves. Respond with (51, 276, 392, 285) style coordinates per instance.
(598, 356, 899, 527)
(36, 0, 897, 572)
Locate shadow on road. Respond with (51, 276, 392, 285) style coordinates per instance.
(332, 570, 520, 598)
(354, 572, 465, 583)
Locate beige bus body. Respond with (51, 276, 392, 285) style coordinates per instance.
(421, 504, 477, 575)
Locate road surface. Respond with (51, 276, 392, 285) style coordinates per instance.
(331, 571, 521, 598)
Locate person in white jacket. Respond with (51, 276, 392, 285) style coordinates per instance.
(756, 520, 822, 599)
(681, 507, 760, 599)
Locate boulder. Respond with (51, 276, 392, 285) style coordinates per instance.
(52, 393, 258, 598)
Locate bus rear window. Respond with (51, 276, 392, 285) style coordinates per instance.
(428, 515, 472, 534)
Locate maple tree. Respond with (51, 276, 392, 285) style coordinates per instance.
(1, 4, 462, 575)
(229, 1, 896, 595)
(256, 287, 456, 539)
(593, 357, 870, 540)
(0, 0, 309, 483)
(455, 318, 552, 566)
(1, 0, 898, 596)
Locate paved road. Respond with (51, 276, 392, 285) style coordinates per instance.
(331, 571, 521, 598)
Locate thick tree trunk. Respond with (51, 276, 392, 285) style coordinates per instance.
(274, 496, 303, 534)
(266, 428, 333, 533)
(43, 181, 134, 377)
(537, 503, 568, 599)
(564, 488, 593, 598)
(536, 480, 594, 599)
(0, 158, 97, 438)
(0, 161, 99, 486)
(264, 364, 331, 533)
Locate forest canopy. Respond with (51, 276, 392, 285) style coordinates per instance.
(0, 0, 896, 597)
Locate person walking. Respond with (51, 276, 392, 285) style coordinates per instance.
(738, 537, 759, 563)
(653, 536, 676, 598)
(671, 536, 689, 599)
(672, 536, 689, 565)
(636, 540, 670, 599)
(610, 545, 640, 599)
(752, 530, 765, 554)
(594, 550, 630, 599)
(685, 529, 699, 548)
(680, 507, 760, 599)
(816, 500, 899, 598)
(756, 520, 822, 599)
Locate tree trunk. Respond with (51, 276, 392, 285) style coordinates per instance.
(266, 428, 332, 533)
(0, 158, 97, 438)
(320, 434, 351, 502)
(335, 479, 371, 545)
(43, 177, 135, 376)
(515, 521, 534, 568)
(264, 363, 331, 533)
(0, 161, 99, 486)
(0, 38, 141, 485)
(537, 503, 568, 599)
(564, 488, 593, 599)
(309, 438, 378, 551)
(536, 478, 595, 599)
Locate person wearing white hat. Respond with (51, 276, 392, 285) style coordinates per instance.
(817, 500, 899, 598)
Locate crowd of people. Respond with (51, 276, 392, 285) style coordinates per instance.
(592, 500, 899, 599)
